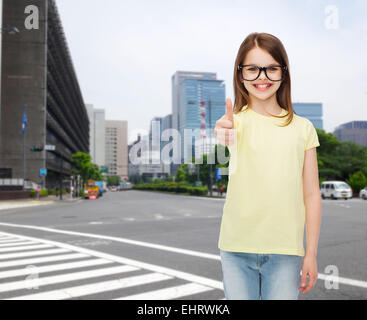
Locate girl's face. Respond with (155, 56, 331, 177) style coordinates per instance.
(241, 47, 283, 101)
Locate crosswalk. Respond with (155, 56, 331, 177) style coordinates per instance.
(0, 231, 224, 300)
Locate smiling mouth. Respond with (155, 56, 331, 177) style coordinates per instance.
(252, 83, 273, 91)
(253, 84, 272, 88)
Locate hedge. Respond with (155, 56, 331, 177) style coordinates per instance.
(132, 181, 208, 196)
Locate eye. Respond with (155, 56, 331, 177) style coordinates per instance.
(268, 67, 279, 72)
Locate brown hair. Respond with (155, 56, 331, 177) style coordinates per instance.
(233, 32, 293, 126)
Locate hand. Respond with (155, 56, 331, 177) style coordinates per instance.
(214, 98, 235, 146)
(299, 255, 318, 294)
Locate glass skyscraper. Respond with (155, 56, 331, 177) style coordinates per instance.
(293, 102, 323, 129)
(171, 71, 225, 174)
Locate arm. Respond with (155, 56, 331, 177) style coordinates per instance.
(299, 147, 322, 294)
(303, 147, 322, 258)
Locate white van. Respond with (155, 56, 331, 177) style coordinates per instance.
(320, 181, 352, 200)
(359, 186, 367, 200)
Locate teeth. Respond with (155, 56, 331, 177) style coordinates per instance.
(255, 84, 271, 88)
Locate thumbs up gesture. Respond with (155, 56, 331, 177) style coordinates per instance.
(214, 98, 235, 146)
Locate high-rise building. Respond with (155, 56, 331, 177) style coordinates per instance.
(171, 71, 225, 174)
(86, 104, 105, 167)
(333, 121, 367, 147)
(105, 120, 128, 180)
(293, 102, 323, 129)
(0, 0, 89, 189)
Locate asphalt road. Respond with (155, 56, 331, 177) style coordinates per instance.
(0, 190, 366, 300)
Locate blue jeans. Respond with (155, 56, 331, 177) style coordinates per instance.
(220, 249, 303, 300)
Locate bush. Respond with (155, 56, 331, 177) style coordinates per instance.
(30, 190, 36, 198)
(40, 189, 48, 197)
(79, 188, 85, 197)
(132, 181, 208, 196)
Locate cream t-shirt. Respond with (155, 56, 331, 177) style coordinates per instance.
(218, 104, 320, 256)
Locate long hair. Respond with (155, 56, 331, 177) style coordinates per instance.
(233, 32, 293, 126)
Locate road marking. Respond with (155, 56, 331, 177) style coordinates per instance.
(0, 231, 223, 300)
(318, 274, 367, 289)
(1, 223, 367, 290)
(115, 283, 213, 300)
(0, 243, 53, 253)
(0, 265, 137, 294)
(0, 222, 220, 260)
(0, 241, 38, 248)
(0, 238, 30, 244)
(0, 230, 223, 292)
(0, 258, 114, 280)
(154, 214, 165, 220)
(7, 273, 173, 300)
(0, 248, 70, 261)
(0, 253, 89, 268)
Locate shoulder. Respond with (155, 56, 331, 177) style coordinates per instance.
(292, 113, 313, 129)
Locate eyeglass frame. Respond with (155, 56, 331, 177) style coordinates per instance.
(237, 64, 288, 82)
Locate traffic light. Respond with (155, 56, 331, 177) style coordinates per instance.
(30, 146, 44, 152)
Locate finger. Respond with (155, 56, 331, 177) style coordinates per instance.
(217, 118, 233, 129)
(299, 272, 308, 289)
(301, 282, 314, 294)
(215, 128, 236, 146)
(225, 98, 234, 122)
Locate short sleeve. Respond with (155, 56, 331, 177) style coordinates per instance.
(305, 120, 320, 150)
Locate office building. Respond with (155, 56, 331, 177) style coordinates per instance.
(105, 120, 128, 180)
(0, 0, 89, 189)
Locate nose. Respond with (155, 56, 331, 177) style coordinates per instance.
(259, 68, 267, 79)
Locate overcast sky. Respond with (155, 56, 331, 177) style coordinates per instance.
(56, 0, 367, 144)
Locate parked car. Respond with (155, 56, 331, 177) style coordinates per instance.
(320, 181, 353, 200)
(359, 186, 367, 200)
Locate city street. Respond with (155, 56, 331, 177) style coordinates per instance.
(0, 190, 366, 300)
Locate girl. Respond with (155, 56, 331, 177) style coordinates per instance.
(214, 32, 321, 300)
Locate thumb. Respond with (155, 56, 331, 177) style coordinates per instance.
(225, 98, 234, 122)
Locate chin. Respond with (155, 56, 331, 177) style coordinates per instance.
(248, 89, 276, 100)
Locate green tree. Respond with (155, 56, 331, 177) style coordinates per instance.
(71, 152, 103, 184)
(347, 170, 367, 196)
(175, 164, 188, 182)
(107, 175, 121, 186)
(71, 152, 92, 185)
(89, 163, 103, 181)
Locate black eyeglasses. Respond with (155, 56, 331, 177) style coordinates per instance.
(237, 64, 288, 81)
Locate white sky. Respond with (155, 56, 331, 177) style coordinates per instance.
(56, 0, 367, 144)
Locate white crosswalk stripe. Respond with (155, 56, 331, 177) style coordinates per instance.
(0, 258, 114, 280)
(0, 253, 89, 268)
(0, 238, 25, 244)
(0, 243, 53, 253)
(114, 283, 213, 300)
(0, 248, 70, 260)
(6, 273, 173, 300)
(0, 231, 222, 300)
(0, 241, 38, 248)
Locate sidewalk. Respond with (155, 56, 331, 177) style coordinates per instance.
(0, 195, 82, 211)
